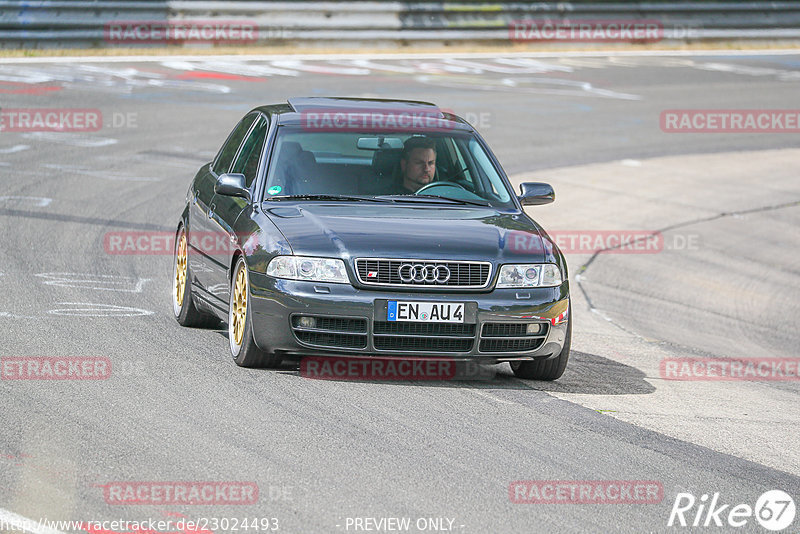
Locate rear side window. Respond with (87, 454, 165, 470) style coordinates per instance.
(231, 116, 269, 187)
(213, 114, 257, 173)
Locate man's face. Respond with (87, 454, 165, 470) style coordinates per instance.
(400, 148, 436, 191)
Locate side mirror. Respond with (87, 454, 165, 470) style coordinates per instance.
(518, 182, 555, 206)
(215, 173, 250, 200)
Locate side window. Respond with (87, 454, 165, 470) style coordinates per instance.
(465, 137, 510, 202)
(445, 138, 474, 187)
(231, 116, 269, 187)
(213, 114, 257, 174)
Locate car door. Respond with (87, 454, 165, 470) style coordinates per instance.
(189, 113, 257, 300)
(206, 114, 270, 306)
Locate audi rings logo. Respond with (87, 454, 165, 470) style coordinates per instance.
(398, 263, 451, 284)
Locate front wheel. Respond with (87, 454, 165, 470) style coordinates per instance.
(173, 225, 217, 327)
(510, 306, 571, 381)
(229, 257, 282, 368)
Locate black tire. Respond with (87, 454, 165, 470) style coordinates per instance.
(173, 224, 218, 328)
(229, 257, 282, 368)
(510, 306, 572, 381)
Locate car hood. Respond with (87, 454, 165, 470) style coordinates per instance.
(264, 203, 547, 263)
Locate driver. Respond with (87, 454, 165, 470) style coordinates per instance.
(391, 136, 436, 194)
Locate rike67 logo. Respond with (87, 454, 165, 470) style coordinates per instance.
(668, 490, 796, 531)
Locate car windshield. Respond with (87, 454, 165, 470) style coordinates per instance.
(262, 127, 515, 208)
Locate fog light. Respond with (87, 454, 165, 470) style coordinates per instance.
(298, 316, 316, 328)
(526, 323, 542, 335)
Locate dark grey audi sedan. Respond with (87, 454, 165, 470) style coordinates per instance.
(173, 97, 571, 380)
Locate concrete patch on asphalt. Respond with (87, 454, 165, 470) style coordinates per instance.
(510, 148, 800, 475)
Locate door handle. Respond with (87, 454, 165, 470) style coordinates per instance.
(208, 203, 215, 218)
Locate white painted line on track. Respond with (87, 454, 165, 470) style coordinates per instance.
(0, 311, 40, 319)
(0, 196, 52, 207)
(620, 159, 643, 167)
(0, 144, 30, 154)
(0, 507, 66, 534)
(35, 273, 150, 293)
(21, 133, 117, 148)
(41, 164, 160, 182)
(47, 302, 153, 317)
(470, 389, 517, 405)
(0, 49, 798, 64)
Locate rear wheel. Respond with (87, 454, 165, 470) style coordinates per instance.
(510, 307, 571, 381)
(173, 225, 217, 327)
(229, 257, 282, 368)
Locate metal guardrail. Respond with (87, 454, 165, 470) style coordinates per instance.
(0, 1, 167, 47)
(1, 1, 799, 48)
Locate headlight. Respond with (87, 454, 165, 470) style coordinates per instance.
(497, 264, 562, 288)
(266, 256, 349, 283)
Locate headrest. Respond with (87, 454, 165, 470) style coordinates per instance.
(279, 141, 303, 159)
(371, 149, 401, 178)
(297, 150, 316, 166)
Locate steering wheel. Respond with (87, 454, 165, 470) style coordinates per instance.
(415, 181, 468, 195)
(446, 166, 469, 180)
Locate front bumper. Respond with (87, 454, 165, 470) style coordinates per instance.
(248, 271, 569, 363)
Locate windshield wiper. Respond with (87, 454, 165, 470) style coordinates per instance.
(265, 194, 491, 207)
(265, 194, 385, 202)
(376, 194, 491, 207)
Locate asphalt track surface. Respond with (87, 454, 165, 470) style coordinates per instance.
(0, 51, 799, 533)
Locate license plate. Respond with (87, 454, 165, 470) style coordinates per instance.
(387, 301, 465, 323)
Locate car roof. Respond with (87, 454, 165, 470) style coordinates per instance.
(251, 97, 474, 131)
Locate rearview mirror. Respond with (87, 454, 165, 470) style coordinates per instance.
(215, 173, 250, 200)
(357, 137, 404, 150)
(518, 182, 555, 206)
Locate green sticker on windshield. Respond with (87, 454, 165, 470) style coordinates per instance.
(267, 186, 282, 195)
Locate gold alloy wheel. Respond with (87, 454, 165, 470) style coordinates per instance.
(231, 265, 247, 347)
(174, 232, 187, 307)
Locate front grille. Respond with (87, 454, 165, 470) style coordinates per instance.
(355, 258, 491, 288)
(479, 338, 544, 352)
(482, 323, 528, 337)
(481, 322, 548, 337)
(374, 321, 475, 337)
(291, 315, 368, 349)
(479, 322, 548, 353)
(373, 320, 475, 352)
(374, 336, 474, 352)
(290, 317, 548, 354)
(295, 331, 367, 349)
